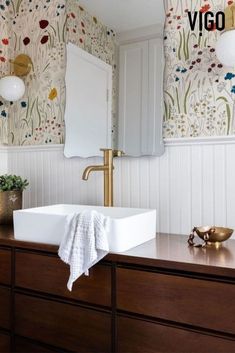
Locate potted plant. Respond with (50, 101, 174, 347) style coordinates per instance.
(0, 174, 29, 224)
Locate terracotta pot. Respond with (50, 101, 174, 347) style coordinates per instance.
(0, 190, 22, 224)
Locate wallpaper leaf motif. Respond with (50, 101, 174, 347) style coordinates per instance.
(0, 0, 117, 146)
(163, 0, 235, 138)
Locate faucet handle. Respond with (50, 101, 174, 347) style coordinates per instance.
(113, 150, 125, 157)
(100, 148, 113, 152)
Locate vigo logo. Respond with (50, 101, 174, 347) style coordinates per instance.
(188, 11, 225, 36)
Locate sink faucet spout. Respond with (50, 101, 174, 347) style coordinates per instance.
(82, 165, 108, 181)
(82, 149, 124, 207)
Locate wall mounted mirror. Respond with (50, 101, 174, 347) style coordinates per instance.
(64, 0, 165, 158)
(64, 43, 112, 158)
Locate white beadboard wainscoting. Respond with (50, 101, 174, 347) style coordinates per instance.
(1, 137, 235, 236)
(0, 146, 8, 174)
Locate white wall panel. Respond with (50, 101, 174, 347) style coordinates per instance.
(191, 145, 203, 228)
(201, 145, 214, 226)
(225, 144, 235, 230)
(159, 147, 170, 234)
(2, 137, 235, 238)
(214, 145, 226, 227)
(0, 148, 8, 174)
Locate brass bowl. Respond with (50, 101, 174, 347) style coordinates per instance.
(195, 226, 233, 243)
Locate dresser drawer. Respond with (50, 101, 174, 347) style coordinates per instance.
(15, 293, 111, 353)
(0, 287, 11, 330)
(0, 249, 11, 285)
(117, 316, 235, 353)
(14, 337, 57, 352)
(117, 268, 235, 335)
(15, 251, 111, 307)
(0, 333, 10, 353)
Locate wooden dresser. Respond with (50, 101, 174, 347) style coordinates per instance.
(0, 246, 11, 353)
(0, 226, 234, 352)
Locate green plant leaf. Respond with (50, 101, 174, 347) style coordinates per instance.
(0, 175, 29, 192)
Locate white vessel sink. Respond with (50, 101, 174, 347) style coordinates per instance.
(13, 204, 156, 253)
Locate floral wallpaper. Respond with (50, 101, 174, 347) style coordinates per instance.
(0, 0, 117, 145)
(164, 0, 235, 138)
(0, 2, 10, 145)
(2, 0, 233, 144)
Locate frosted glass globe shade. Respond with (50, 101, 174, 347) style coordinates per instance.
(216, 30, 235, 68)
(0, 76, 25, 101)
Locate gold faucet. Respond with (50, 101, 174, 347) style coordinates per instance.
(82, 149, 124, 207)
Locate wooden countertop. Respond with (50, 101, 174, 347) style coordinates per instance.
(0, 225, 235, 278)
(109, 233, 235, 278)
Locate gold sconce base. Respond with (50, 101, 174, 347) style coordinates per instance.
(10, 54, 32, 77)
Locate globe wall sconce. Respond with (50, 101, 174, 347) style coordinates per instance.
(216, 5, 235, 68)
(0, 54, 32, 102)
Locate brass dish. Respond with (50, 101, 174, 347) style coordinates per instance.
(188, 226, 234, 247)
(195, 226, 233, 243)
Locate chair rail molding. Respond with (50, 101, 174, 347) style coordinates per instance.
(165, 135, 235, 146)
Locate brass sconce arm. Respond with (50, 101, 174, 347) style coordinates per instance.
(0, 54, 33, 101)
(225, 4, 235, 31)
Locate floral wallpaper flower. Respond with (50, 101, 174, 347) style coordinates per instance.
(164, 0, 235, 138)
(0, 0, 117, 146)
